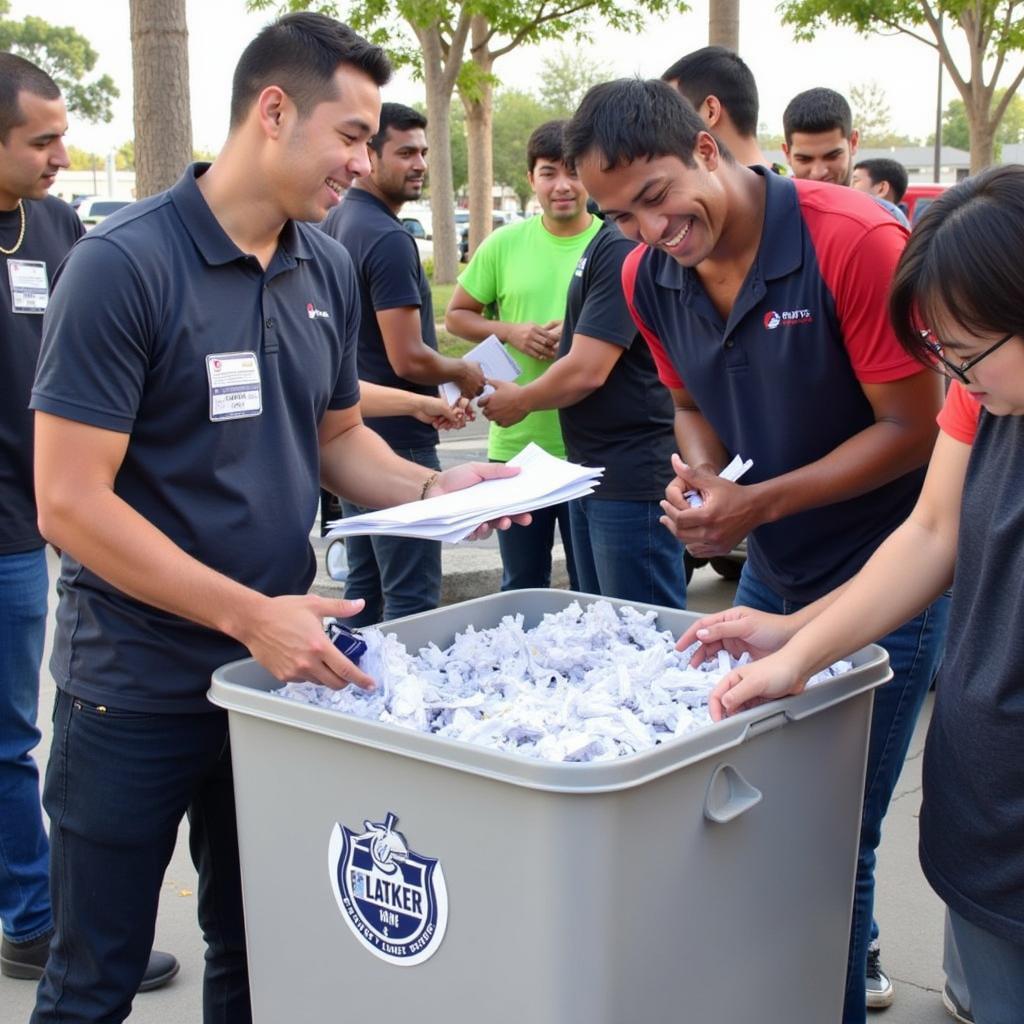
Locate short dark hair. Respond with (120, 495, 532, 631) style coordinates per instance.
(565, 78, 718, 173)
(890, 165, 1024, 366)
(369, 102, 427, 155)
(229, 12, 391, 129)
(0, 53, 61, 144)
(662, 46, 759, 138)
(526, 120, 567, 173)
(783, 87, 852, 145)
(854, 157, 909, 204)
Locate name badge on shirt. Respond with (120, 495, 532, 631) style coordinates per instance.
(7, 260, 49, 314)
(206, 351, 262, 421)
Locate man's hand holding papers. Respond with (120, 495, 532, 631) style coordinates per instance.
(326, 444, 603, 544)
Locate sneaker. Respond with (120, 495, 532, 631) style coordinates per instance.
(1, 930, 179, 992)
(866, 940, 895, 1009)
(942, 983, 974, 1023)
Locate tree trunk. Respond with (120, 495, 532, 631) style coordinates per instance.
(420, 35, 460, 285)
(463, 16, 494, 261)
(708, 0, 740, 51)
(968, 102, 997, 173)
(129, 0, 192, 198)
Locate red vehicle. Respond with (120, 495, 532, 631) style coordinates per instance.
(901, 183, 949, 227)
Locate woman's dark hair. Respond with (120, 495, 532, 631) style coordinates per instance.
(889, 165, 1024, 366)
(564, 78, 723, 173)
(230, 12, 391, 128)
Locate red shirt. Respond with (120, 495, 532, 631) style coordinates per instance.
(937, 381, 981, 445)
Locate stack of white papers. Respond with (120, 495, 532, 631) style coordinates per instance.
(439, 334, 521, 406)
(326, 443, 602, 543)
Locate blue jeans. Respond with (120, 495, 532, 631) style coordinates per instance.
(0, 547, 51, 943)
(948, 908, 1024, 1024)
(33, 692, 250, 1024)
(341, 446, 442, 626)
(568, 496, 687, 608)
(734, 562, 949, 1024)
(497, 496, 578, 591)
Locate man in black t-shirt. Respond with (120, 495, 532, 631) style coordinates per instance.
(480, 220, 687, 608)
(321, 103, 484, 624)
(0, 54, 180, 991)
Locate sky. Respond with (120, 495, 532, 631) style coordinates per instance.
(20, 0, 1017, 156)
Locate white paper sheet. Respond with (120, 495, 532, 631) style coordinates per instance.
(683, 453, 754, 508)
(326, 443, 603, 543)
(439, 333, 522, 406)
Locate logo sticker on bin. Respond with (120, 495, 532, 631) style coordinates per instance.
(328, 813, 448, 966)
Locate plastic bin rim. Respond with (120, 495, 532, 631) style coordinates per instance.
(209, 654, 891, 795)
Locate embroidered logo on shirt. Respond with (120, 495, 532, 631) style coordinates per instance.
(574, 255, 588, 278)
(329, 812, 448, 966)
(763, 308, 813, 330)
(307, 303, 331, 320)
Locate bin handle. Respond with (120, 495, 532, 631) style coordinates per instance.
(703, 763, 763, 824)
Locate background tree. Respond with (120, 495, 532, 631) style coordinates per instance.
(709, 0, 739, 49)
(935, 88, 1024, 153)
(250, 0, 472, 284)
(849, 80, 920, 146)
(538, 49, 609, 118)
(778, 0, 1024, 172)
(130, 0, 192, 197)
(457, 0, 688, 261)
(490, 89, 551, 210)
(0, 0, 118, 122)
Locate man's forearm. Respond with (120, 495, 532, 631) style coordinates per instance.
(749, 419, 935, 526)
(519, 358, 604, 412)
(446, 307, 509, 343)
(389, 346, 471, 387)
(319, 421, 434, 509)
(674, 408, 730, 470)
(38, 485, 267, 643)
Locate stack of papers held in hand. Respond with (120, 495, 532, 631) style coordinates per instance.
(438, 333, 521, 407)
(325, 443, 603, 544)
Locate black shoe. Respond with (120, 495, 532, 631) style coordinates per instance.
(942, 983, 975, 1023)
(1, 930, 179, 992)
(865, 940, 895, 1009)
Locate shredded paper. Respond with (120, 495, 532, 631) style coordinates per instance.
(275, 601, 852, 763)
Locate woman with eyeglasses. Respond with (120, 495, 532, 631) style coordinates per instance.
(678, 164, 1024, 1024)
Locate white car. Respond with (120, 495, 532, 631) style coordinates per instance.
(75, 196, 133, 228)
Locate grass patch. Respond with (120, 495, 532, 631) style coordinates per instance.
(431, 281, 455, 318)
(437, 328, 473, 358)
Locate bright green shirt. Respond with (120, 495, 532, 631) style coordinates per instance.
(458, 214, 602, 461)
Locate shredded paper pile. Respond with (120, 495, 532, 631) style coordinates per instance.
(275, 601, 852, 763)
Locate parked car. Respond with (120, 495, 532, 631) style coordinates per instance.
(900, 183, 948, 227)
(400, 215, 433, 260)
(76, 196, 133, 228)
(458, 211, 518, 262)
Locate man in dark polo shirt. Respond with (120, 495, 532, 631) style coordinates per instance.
(27, 16, 524, 1023)
(565, 80, 949, 1024)
(479, 217, 686, 608)
(0, 55, 178, 992)
(321, 102, 483, 625)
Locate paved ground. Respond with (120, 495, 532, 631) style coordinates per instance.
(1, 419, 955, 1022)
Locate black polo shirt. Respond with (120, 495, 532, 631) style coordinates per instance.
(558, 222, 675, 500)
(626, 169, 925, 603)
(0, 195, 84, 554)
(321, 188, 438, 450)
(31, 164, 361, 713)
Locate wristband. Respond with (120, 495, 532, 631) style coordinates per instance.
(420, 471, 440, 501)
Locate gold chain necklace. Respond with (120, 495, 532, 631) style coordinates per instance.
(0, 200, 26, 256)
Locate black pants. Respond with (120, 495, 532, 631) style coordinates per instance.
(32, 691, 251, 1024)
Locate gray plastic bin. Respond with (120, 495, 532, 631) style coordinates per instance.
(209, 590, 890, 1024)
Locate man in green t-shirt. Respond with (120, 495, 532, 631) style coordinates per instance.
(446, 120, 601, 590)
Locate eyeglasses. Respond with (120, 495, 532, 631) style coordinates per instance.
(919, 330, 1016, 386)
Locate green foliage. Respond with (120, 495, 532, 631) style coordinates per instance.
(538, 49, 610, 117)
(491, 90, 551, 208)
(939, 90, 1024, 149)
(0, 0, 118, 123)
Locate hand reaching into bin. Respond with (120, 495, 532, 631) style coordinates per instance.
(708, 646, 814, 721)
(676, 606, 798, 668)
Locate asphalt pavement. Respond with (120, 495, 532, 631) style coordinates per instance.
(1, 418, 956, 1023)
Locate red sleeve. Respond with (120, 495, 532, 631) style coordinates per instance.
(621, 243, 683, 390)
(798, 183, 922, 384)
(936, 381, 980, 444)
